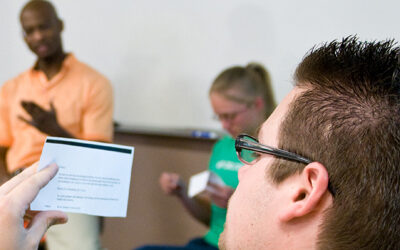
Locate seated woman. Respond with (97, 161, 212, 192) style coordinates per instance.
(137, 62, 276, 250)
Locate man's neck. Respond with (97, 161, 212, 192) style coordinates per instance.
(35, 51, 67, 81)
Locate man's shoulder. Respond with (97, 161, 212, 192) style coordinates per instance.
(1, 69, 32, 92)
(68, 54, 110, 84)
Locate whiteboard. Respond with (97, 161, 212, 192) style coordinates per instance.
(1, 0, 400, 131)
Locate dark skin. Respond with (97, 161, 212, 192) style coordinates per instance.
(0, 1, 73, 177)
(18, 101, 73, 138)
(0, 147, 8, 184)
(20, 0, 66, 80)
(17, 2, 73, 138)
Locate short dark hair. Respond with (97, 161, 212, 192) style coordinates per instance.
(270, 37, 400, 249)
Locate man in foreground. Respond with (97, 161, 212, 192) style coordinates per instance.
(220, 37, 400, 249)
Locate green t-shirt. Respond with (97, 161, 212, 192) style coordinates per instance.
(203, 136, 243, 247)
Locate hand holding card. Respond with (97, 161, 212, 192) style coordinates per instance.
(31, 137, 134, 217)
(187, 170, 225, 198)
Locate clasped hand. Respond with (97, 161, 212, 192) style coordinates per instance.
(159, 172, 234, 208)
(19, 101, 71, 137)
(207, 183, 234, 208)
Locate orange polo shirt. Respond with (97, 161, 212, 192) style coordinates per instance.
(0, 54, 113, 173)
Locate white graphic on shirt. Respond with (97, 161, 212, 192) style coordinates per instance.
(215, 160, 242, 171)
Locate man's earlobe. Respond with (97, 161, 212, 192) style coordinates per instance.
(278, 162, 330, 222)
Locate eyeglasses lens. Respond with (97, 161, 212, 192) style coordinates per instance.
(239, 136, 261, 164)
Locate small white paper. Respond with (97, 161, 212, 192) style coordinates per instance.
(31, 137, 134, 217)
(188, 170, 225, 198)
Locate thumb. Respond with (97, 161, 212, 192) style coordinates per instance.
(18, 115, 35, 127)
(27, 211, 67, 243)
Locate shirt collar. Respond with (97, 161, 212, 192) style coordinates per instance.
(29, 53, 75, 88)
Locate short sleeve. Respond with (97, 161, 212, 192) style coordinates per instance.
(0, 82, 14, 147)
(81, 76, 114, 142)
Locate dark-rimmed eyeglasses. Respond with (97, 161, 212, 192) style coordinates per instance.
(235, 134, 336, 196)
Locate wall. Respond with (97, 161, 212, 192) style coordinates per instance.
(2, 0, 400, 131)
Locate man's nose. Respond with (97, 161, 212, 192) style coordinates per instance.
(31, 29, 45, 41)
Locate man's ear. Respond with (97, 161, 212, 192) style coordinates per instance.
(58, 19, 64, 32)
(278, 162, 330, 222)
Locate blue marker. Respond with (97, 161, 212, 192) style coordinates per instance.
(191, 130, 218, 139)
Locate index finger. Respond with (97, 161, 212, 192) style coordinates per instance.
(207, 182, 223, 190)
(6, 164, 59, 209)
(0, 163, 38, 197)
(21, 101, 45, 115)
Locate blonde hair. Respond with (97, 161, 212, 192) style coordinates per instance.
(209, 62, 276, 118)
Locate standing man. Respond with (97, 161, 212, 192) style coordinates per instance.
(219, 37, 400, 249)
(0, 0, 113, 249)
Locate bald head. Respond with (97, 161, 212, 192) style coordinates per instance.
(20, 0, 59, 22)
